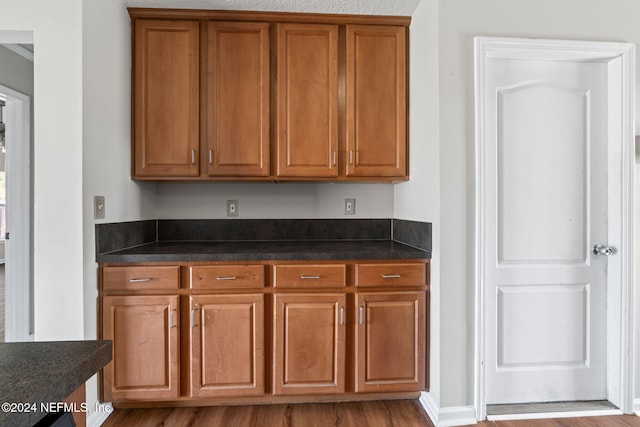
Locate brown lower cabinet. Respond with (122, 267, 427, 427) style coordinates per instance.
(190, 294, 264, 397)
(273, 293, 346, 395)
(355, 291, 425, 393)
(100, 260, 428, 404)
(102, 295, 180, 401)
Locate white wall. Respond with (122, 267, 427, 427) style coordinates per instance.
(0, 45, 33, 98)
(0, 0, 83, 340)
(156, 183, 393, 219)
(82, 0, 157, 418)
(438, 0, 640, 408)
(393, 0, 441, 406)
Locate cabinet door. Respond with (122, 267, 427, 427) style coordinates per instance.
(102, 295, 179, 401)
(355, 291, 425, 392)
(273, 293, 345, 395)
(190, 294, 264, 397)
(346, 25, 407, 178)
(276, 24, 339, 178)
(206, 22, 270, 177)
(133, 20, 199, 178)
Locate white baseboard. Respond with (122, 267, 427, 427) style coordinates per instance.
(87, 403, 114, 427)
(634, 398, 640, 416)
(419, 393, 477, 427)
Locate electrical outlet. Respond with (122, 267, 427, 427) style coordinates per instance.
(94, 195, 105, 220)
(344, 198, 356, 215)
(227, 200, 239, 217)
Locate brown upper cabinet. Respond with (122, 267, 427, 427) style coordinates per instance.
(129, 9, 410, 181)
(206, 22, 271, 177)
(275, 24, 339, 178)
(133, 20, 200, 178)
(346, 25, 407, 178)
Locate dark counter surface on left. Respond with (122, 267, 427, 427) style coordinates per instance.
(0, 340, 112, 427)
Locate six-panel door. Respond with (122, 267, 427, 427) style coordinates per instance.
(102, 295, 180, 401)
(355, 291, 425, 392)
(273, 293, 346, 395)
(190, 294, 265, 397)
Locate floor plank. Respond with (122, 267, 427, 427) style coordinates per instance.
(103, 400, 435, 427)
(103, 401, 640, 426)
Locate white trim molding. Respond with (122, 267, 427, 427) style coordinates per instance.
(0, 83, 33, 342)
(634, 399, 640, 417)
(420, 393, 477, 427)
(87, 403, 113, 427)
(474, 37, 635, 420)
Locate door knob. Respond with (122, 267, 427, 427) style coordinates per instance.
(592, 244, 615, 256)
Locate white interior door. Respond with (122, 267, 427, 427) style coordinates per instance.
(483, 57, 610, 404)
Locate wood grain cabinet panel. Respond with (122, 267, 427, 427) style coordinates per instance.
(355, 291, 425, 393)
(190, 294, 264, 397)
(272, 264, 346, 288)
(190, 265, 265, 289)
(133, 20, 200, 178)
(102, 266, 180, 292)
(273, 293, 346, 395)
(102, 295, 180, 401)
(206, 22, 270, 177)
(276, 24, 339, 178)
(346, 25, 407, 178)
(354, 263, 426, 288)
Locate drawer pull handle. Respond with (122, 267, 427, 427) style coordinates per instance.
(359, 306, 364, 325)
(216, 276, 237, 281)
(381, 274, 401, 279)
(339, 307, 344, 326)
(191, 149, 197, 165)
(129, 278, 151, 283)
(300, 275, 320, 280)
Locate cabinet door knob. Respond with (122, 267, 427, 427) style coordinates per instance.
(209, 149, 213, 165)
(339, 307, 344, 326)
(191, 149, 197, 165)
(349, 150, 354, 165)
(359, 306, 364, 325)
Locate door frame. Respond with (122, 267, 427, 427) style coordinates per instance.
(0, 83, 32, 342)
(474, 37, 635, 420)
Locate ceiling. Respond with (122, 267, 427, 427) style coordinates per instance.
(125, 0, 421, 16)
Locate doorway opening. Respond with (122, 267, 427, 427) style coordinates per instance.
(0, 51, 33, 342)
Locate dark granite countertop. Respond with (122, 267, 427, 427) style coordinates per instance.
(0, 340, 112, 427)
(97, 240, 430, 263)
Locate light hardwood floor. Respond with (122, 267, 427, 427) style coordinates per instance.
(102, 401, 640, 427)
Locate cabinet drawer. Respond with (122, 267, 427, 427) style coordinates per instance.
(273, 264, 346, 288)
(355, 263, 426, 287)
(103, 266, 180, 291)
(190, 265, 265, 289)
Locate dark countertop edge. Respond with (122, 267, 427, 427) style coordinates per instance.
(96, 240, 431, 263)
(0, 340, 112, 427)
